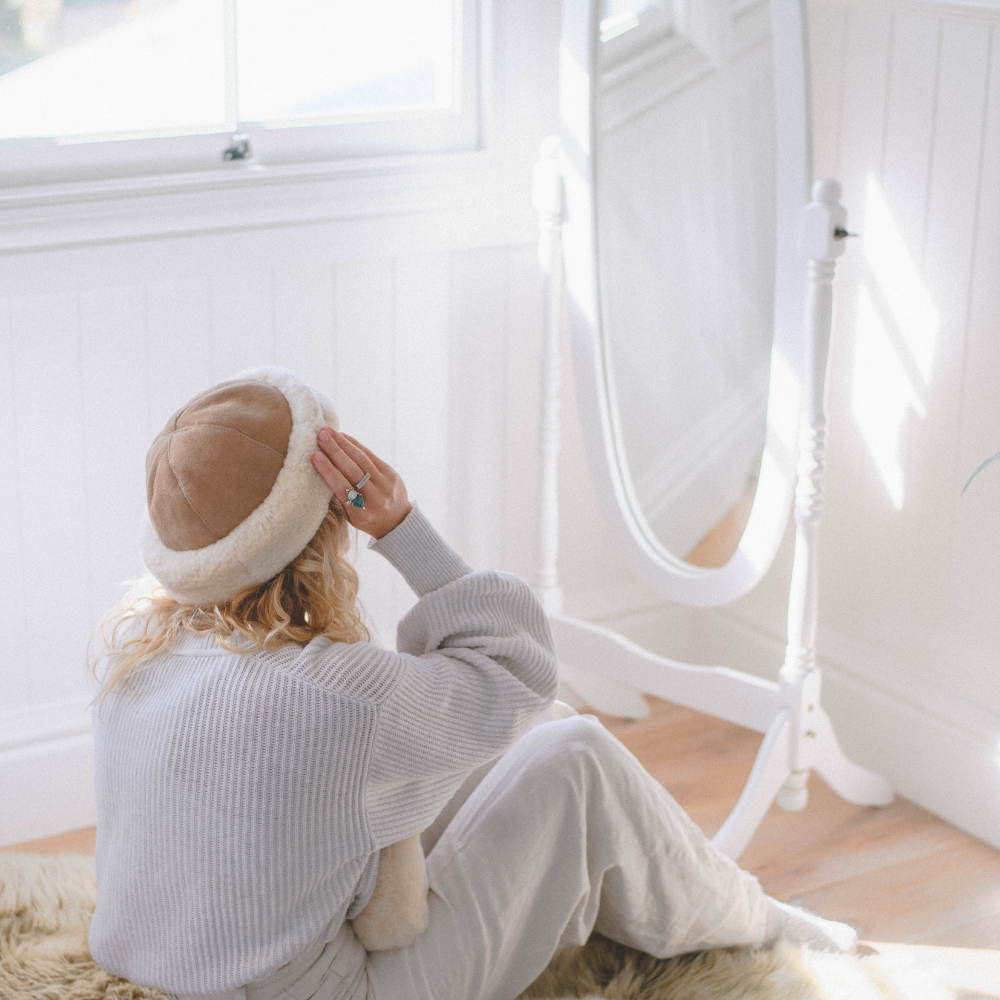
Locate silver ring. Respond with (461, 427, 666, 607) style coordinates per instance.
(354, 473, 371, 490)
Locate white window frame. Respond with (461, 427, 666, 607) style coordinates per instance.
(0, 0, 480, 187)
(599, 0, 674, 69)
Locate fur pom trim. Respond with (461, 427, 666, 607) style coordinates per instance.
(351, 835, 429, 952)
(141, 366, 338, 606)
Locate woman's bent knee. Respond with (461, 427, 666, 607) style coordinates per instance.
(519, 712, 607, 754)
(509, 714, 624, 787)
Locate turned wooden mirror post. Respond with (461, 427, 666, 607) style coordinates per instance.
(534, 0, 893, 859)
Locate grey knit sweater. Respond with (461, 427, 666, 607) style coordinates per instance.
(88, 505, 558, 996)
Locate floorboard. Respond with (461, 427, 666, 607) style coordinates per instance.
(3, 825, 97, 856)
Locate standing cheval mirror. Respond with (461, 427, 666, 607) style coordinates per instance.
(533, 0, 894, 859)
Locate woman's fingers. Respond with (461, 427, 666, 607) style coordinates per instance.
(311, 446, 374, 532)
(340, 433, 392, 476)
(313, 428, 411, 538)
(331, 430, 380, 485)
(311, 448, 354, 499)
(316, 428, 368, 488)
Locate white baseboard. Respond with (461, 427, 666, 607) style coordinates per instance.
(1, 695, 96, 848)
(0, 731, 96, 848)
(1, 696, 93, 753)
(598, 602, 1000, 852)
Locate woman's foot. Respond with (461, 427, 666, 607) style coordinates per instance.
(762, 897, 858, 953)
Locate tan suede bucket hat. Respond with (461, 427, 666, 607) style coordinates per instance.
(141, 366, 338, 606)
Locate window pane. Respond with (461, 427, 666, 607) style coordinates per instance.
(0, 0, 228, 140)
(600, 0, 659, 41)
(235, 0, 454, 124)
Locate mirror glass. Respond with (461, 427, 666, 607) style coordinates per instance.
(595, 0, 776, 567)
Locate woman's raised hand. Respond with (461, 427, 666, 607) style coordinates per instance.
(312, 428, 412, 539)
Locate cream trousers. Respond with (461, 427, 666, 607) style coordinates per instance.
(231, 715, 855, 1000)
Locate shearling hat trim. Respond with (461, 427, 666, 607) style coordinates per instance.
(140, 366, 338, 607)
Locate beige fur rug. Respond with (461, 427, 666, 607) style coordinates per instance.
(2, 852, 996, 1000)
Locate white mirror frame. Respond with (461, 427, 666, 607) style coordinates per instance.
(558, 0, 812, 607)
(536, 0, 894, 859)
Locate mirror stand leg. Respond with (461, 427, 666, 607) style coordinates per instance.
(712, 709, 792, 860)
(776, 769, 810, 811)
(716, 180, 896, 859)
(811, 706, 893, 806)
(772, 179, 894, 820)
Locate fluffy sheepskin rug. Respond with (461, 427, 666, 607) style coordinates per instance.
(0, 852, 987, 1000)
(0, 852, 168, 999)
(520, 934, 830, 1000)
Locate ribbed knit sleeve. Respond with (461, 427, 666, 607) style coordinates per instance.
(367, 503, 472, 595)
(364, 512, 559, 847)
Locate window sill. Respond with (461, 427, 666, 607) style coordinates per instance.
(0, 146, 533, 253)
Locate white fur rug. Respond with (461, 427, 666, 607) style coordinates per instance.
(1, 852, 996, 1000)
(523, 930, 1000, 999)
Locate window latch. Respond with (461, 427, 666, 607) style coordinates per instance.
(223, 134, 252, 161)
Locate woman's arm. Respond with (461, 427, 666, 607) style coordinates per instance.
(364, 561, 559, 848)
(310, 426, 558, 847)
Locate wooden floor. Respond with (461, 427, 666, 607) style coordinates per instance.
(3, 825, 98, 856)
(5, 696, 1000, 949)
(597, 697, 1000, 949)
(683, 489, 754, 568)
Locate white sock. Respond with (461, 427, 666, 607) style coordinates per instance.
(762, 898, 858, 953)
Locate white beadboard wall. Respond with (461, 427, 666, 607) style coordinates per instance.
(0, 232, 546, 847)
(562, 0, 1000, 851)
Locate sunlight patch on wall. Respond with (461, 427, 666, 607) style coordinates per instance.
(862, 175, 939, 383)
(851, 286, 925, 510)
(850, 175, 937, 510)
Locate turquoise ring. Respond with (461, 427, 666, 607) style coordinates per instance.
(346, 473, 370, 509)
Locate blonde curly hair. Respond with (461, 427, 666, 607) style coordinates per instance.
(89, 502, 368, 717)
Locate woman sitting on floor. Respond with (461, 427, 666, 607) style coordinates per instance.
(87, 367, 855, 1000)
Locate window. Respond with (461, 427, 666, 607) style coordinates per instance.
(601, 0, 660, 41)
(599, 0, 672, 67)
(0, 0, 476, 183)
